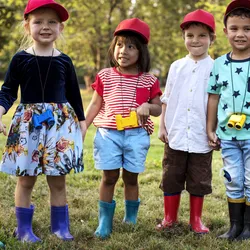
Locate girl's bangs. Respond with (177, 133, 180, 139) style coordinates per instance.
(116, 32, 141, 46)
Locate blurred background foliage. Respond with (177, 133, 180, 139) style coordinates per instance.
(0, 0, 231, 87)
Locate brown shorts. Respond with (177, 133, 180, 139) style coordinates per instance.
(160, 144, 212, 196)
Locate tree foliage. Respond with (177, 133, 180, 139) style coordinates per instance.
(0, 0, 233, 86)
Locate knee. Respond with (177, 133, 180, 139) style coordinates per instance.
(122, 173, 138, 186)
(49, 182, 65, 193)
(51, 183, 65, 193)
(47, 176, 65, 192)
(223, 169, 244, 189)
(123, 179, 138, 186)
(17, 177, 36, 190)
(102, 172, 119, 186)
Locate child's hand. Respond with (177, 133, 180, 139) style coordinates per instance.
(79, 120, 87, 141)
(0, 120, 7, 136)
(158, 127, 168, 143)
(135, 103, 150, 125)
(207, 131, 220, 150)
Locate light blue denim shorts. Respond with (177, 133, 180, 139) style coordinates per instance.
(93, 127, 150, 173)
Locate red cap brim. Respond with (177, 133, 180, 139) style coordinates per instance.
(24, 2, 69, 22)
(224, 0, 250, 25)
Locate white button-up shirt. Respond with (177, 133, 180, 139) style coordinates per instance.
(161, 55, 213, 153)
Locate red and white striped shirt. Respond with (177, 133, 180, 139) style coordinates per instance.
(92, 67, 162, 135)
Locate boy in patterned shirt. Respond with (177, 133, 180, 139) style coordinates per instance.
(207, 0, 250, 241)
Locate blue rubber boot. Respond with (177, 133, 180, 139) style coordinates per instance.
(123, 199, 140, 224)
(94, 200, 116, 239)
(51, 205, 74, 241)
(14, 205, 41, 242)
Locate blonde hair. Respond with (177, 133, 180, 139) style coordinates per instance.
(18, 20, 33, 51)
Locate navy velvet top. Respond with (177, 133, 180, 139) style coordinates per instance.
(0, 50, 85, 121)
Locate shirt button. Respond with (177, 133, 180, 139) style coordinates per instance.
(188, 108, 190, 111)
(193, 70, 195, 73)
(190, 89, 192, 92)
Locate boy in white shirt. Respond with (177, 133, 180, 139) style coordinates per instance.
(156, 9, 216, 234)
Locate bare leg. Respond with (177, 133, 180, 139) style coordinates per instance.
(15, 176, 37, 208)
(122, 169, 139, 200)
(47, 176, 66, 206)
(99, 169, 120, 202)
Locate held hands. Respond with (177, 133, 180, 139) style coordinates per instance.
(0, 120, 7, 136)
(79, 120, 87, 141)
(207, 131, 220, 150)
(158, 127, 168, 143)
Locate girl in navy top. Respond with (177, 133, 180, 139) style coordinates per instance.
(0, 0, 86, 243)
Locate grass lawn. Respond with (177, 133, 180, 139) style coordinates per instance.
(0, 89, 249, 249)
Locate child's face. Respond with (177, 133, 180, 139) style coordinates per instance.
(224, 16, 250, 56)
(114, 37, 139, 74)
(184, 24, 211, 61)
(26, 8, 64, 47)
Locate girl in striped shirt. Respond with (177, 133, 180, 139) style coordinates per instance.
(86, 18, 162, 239)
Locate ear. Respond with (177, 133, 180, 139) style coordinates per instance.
(24, 20, 30, 35)
(59, 23, 64, 32)
(223, 27, 228, 36)
(182, 30, 185, 40)
(210, 34, 217, 46)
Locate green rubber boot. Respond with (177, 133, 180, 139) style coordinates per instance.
(123, 199, 140, 224)
(94, 200, 116, 239)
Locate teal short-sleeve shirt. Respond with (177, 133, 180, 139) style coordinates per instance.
(208, 53, 250, 140)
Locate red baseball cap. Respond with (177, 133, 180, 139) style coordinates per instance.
(180, 9, 215, 32)
(224, 0, 250, 25)
(114, 18, 150, 44)
(24, 0, 69, 22)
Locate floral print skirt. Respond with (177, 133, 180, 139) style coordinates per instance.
(0, 103, 84, 176)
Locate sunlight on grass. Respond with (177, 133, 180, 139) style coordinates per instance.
(0, 89, 248, 249)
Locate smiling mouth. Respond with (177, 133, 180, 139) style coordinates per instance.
(119, 58, 129, 61)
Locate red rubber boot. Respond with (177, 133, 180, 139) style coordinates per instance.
(189, 195, 209, 234)
(156, 193, 181, 231)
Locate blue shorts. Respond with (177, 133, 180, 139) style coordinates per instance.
(221, 139, 250, 201)
(93, 127, 150, 173)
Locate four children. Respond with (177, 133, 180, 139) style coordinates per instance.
(0, 0, 250, 246)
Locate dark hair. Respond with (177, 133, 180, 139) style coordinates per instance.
(224, 8, 250, 27)
(182, 22, 215, 41)
(108, 31, 151, 72)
